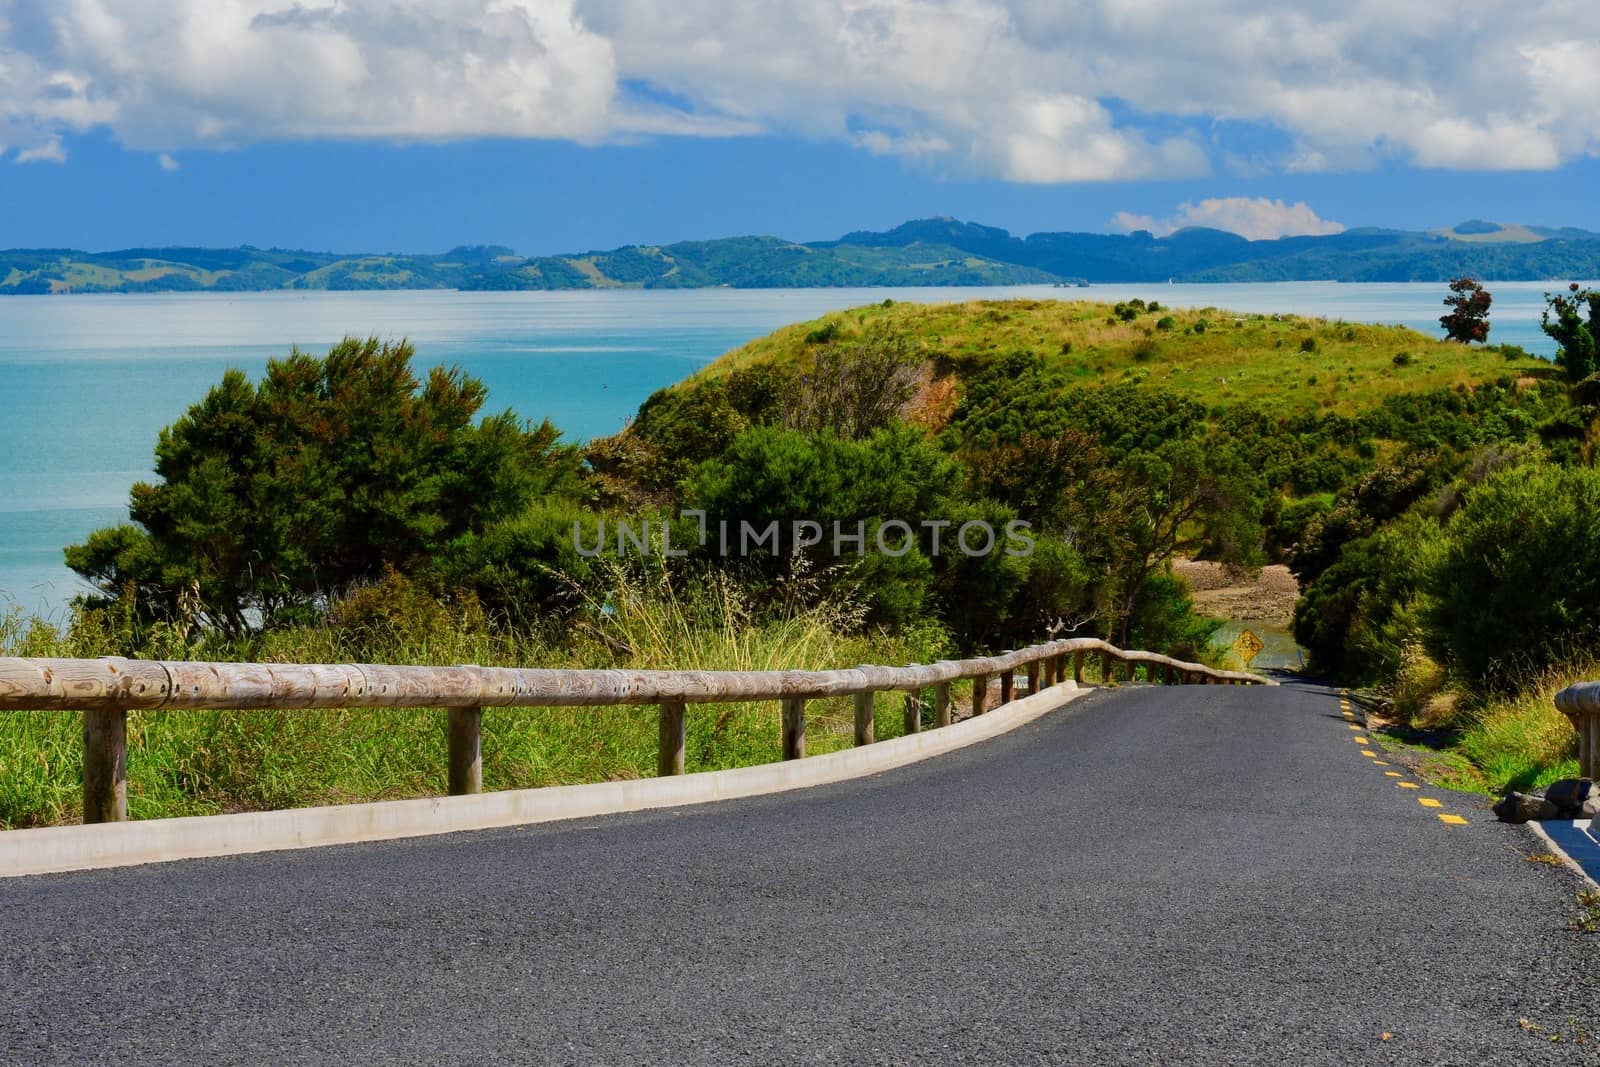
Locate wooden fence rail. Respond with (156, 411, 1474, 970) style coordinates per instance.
(0, 637, 1269, 825)
(1554, 683, 1600, 779)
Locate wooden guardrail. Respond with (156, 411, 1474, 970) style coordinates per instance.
(0, 638, 1268, 824)
(1554, 683, 1600, 779)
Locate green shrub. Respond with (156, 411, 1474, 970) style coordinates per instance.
(1299, 336, 1318, 353)
(1123, 572, 1221, 664)
(63, 338, 580, 636)
(1425, 462, 1600, 688)
(1156, 316, 1177, 332)
(1392, 352, 1413, 367)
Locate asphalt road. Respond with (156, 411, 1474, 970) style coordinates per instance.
(2, 681, 1597, 1065)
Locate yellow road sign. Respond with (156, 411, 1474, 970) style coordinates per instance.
(1231, 628, 1265, 666)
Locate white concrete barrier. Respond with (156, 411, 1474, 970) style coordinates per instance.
(0, 682, 1091, 878)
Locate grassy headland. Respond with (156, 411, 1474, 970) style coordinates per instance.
(694, 297, 1538, 417)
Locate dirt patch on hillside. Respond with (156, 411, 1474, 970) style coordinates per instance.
(1172, 559, 1299, 626)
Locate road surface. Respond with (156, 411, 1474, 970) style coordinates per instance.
(1, 681, 1596, 1064)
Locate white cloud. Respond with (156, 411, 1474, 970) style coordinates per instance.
(3, 1, 1600, 179)
(1111, 198, 1345, 241)
(157, 152, 179, 171)
(15, 136, 66, 163)
(2, 0, 620, 153)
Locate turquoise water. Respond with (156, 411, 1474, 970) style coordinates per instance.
(0, 282, 1583, 615)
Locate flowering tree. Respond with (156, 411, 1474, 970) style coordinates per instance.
(1439, 277, 1491, 344)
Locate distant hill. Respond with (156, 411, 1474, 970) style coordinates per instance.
(5, 217, 1599, 294)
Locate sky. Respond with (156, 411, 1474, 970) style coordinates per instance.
(2, 1, 1599, 255)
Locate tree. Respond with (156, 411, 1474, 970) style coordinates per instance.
(66, 337, 579, 635)
(1542, 283, 1600, 381)
(1439, 277, 1491, 344)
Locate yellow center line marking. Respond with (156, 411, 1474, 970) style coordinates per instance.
(1384, 771, 1402, 777)
(1398, 782, 1419, 789)
(1438, 814, 1468, 826)
(1418, 797, 1442, 808)
(1347, 724, 1362, 730)
(1360, 749, 1377, 756)
(1371, 760, 1389, 766)
(1353, 736, 1370, 744)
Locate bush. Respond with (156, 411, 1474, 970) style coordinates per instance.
(1294, 512, 1443, 680)
(1392, 352, 1413, 367)
(1541, 284, 1600, 381)
(64, 338, 579, 636)
(1155, 315, 1176, 332)
(1299, 336, 1318, 353)
(1123, 572, 1221, 664)
(686, 423, 967, 630)
(1425, 463, 1600, 688)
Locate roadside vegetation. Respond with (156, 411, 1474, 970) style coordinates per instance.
(0, 567, 948, 827)
(5, 290, 1596, 823)
(1294, 284, 1600, 793)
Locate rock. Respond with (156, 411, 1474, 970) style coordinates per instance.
(1542, 778, 1596, 816)
(1581, 794, 1600, 822)
(1493, 792, 1558, 823)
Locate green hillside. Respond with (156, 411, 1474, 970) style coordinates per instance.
(691, 297, 1544, 418)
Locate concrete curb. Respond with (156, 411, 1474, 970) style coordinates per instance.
(0, 682, 1091, 878)
(1528, 819, 1600, 891)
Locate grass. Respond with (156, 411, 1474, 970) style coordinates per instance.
(0, 569, 952, 829)
(1370, 653, 1586, 795)
(693, 298, 1540, 418)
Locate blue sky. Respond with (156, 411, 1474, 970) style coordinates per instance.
(3, 2, 1599, 254)
(4, 132, 1600, 255)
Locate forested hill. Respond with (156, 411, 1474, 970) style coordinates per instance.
(5, 217, 1600, 294)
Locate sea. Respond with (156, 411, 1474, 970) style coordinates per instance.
(0, 281, 1585, 617)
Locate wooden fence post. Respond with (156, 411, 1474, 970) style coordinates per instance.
(1026, 660, 1040, 695)
(657, 700, 687, 777)
(447, 706, 483, 795)
(854, 691, 876, 747)
(1073, 651, 1084, 684)
(1000, 669, 1015, 705)
(934, 682, 951, 727)
(972, 675, 990, 716)
(782, 697, 806, 760)
(1100, 650, 1113, 683)
(1126, 659, 1138, 684)
(82, 707, 128, 824)
(904, 691, 922, 735)
(1163, 664, 1174, 685)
